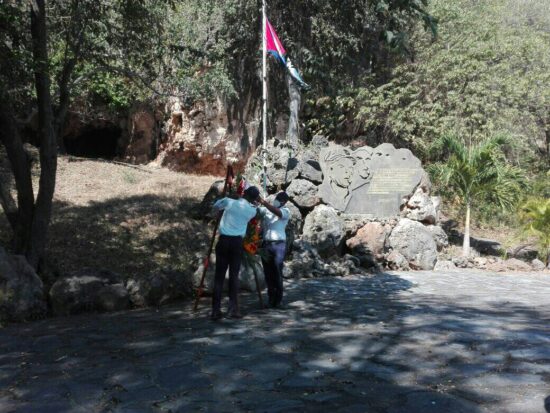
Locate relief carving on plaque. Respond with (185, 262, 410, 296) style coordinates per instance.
(319, 143, 425, 217)
(319, 149, 356, 211)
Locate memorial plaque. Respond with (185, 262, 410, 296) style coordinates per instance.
(319, 143, 425, 217)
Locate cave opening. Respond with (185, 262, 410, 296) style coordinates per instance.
(64, 126, 121, 159)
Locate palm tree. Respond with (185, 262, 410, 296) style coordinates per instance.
(428, 134, 526, 256)
(519, 197, 550, 264)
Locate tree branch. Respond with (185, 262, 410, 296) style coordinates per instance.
(29, 0, 58, 269)
(0, 169, 18, 230)
(0, 96, 35, 252)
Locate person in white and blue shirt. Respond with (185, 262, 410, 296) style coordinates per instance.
(257, 192, 291, 308)
(211, 186, 260, 320)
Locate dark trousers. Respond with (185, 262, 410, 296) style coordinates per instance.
(212, 235, 243, 314)
(261, 241, 286, 306)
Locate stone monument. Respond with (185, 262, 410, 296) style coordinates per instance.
(319, 143, 425, 217)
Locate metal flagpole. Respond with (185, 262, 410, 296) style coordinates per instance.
(262, 0, 268, 196)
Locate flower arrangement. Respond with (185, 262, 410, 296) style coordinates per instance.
(243, 215, 262, 255)
(235, 174, 264, 258)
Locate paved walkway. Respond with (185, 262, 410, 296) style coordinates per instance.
(0, 270, 549, 413)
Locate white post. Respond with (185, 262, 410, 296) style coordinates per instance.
(262, 0, 268, 196)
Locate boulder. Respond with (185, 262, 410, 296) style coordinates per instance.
(507, 244, 538, 261)
(472, 256, 488, 269)
(531, 258, 546, 271)
(97, 284, 130, 312)
(301, 205, 344, 257)
(127, 270, 191, 307)
(434, 260, 457, 271)
(239, 258, 266, 292)
(346, 222, 389, 257)
(121, 104, 158, 164)
(340, 214, 377, 237)
(452, 256, 471, 269)
(484, 258, 508, 272)
(503, 258, 532, 272)
(49, 269, 127, 315)
(263, 142, 300, 189)
(346, 222, 389, 268)
(196, 180, 225, 219)
(386, 250, 410, 270)
(297, 157, 323, 184)
(192, 255, 265, 294)
(425, 225, 449, 251)
(284, 241, 323, 279)
(431, 196, 441, 218)
(388, 219, 438, 270)
(320, 255, 360, 277)
(0, 248, 46, 322)
(402, 187, 437, 224)
(285, 241, 361, 278)
(309, 135, 330, 157)
(286, 179, 320, 209)
(285, 200, 303, 233)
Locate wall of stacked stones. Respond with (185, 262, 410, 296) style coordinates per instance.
(239, 136, 447, 277)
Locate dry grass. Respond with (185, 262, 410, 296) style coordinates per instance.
(1, 156, 221, 279)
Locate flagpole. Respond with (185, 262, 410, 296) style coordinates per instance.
(262, 0, 268, 196)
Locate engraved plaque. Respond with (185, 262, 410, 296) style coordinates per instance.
(319, 143, 425, 217)
(366, 169, 420, 194)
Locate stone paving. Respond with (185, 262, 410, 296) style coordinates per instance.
(0, 270, 549, 413)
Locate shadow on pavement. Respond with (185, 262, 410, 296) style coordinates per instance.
(0, 272, 548, 412)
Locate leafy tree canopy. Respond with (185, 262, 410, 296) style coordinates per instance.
(355, 0, 550, 172)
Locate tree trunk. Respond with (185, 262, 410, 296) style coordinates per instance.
(0, 174, 18, 230)
(0, 100, 35, 253)
(286, 73, 301, 149)
(28, 0, 57, 270)
(462, 201, 471, 257)
(545, 123, 549, 166)
(54, 53, 79, 154)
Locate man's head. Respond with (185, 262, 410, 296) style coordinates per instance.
(274, 191, 289, 207)
(243, 186, 260, 203)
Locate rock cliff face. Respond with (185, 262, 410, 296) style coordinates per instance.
(154, 99, 261, 175)
(61, 98, 266, 174)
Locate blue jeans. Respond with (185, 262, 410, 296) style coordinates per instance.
(261, 240, 286, 306)
(213, 235, 243, 314)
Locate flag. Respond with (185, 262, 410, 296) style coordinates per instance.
(265, 18, 287, 65)
(265, 18, 310, 91)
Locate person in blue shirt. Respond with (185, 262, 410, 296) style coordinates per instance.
(211, 186, 260, 321)
(258, 192, 291, 308)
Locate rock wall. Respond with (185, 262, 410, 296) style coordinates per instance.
(60, 96, 270, 172)
(212, 138, 447, 273)
(119, 103, 163, 164)
(62, 103, 162, 163)
(154, 99, 261, 175)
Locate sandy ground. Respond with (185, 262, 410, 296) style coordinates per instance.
(1, 155, 220, 278)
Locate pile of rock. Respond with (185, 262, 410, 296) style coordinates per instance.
(238, 138, 448, 276)
(48, 268, 193, 316)
(435, 256, 548, 272)
(193, 137, 547, 280)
